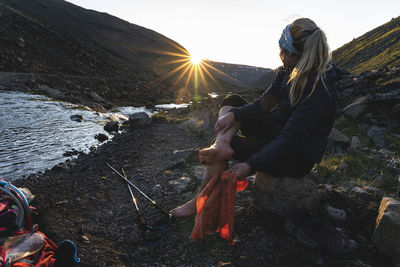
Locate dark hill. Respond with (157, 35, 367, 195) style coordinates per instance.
(204, 60, 272, 88)
(0, 0, 273, 107)
(0, 0, 191, 107)
(333, 16, 400, 74)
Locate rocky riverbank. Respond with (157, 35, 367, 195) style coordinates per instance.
(12, 68, 400, 265)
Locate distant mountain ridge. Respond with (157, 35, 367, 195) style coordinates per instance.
(204, 60, 273, 88)
(333, 16, 400, 74)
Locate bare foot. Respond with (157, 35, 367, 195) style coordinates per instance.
(199, 142, 234, 164)
(170, 198, 197, 218)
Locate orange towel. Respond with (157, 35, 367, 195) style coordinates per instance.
(191, 171, 248, 244)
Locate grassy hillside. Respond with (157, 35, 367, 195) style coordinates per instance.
(333, 17, 400, 74)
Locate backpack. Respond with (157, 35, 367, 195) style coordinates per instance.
(0, 180, 80, 266)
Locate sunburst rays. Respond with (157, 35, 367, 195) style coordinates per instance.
(137, 41, 236, 103)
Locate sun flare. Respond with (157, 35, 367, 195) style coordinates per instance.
(190, 54, 203, 65)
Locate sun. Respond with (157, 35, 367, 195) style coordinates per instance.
(190, 54, 203, 65)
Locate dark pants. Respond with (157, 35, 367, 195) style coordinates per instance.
(221, 95, 314, 178)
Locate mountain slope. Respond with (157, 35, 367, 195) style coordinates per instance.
(333, 16, 400, 74)
(0, 0, 187, 77)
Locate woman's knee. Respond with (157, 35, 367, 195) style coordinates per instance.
(220, 94, 248, 108)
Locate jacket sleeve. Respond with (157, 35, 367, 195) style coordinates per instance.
(231, 68, 284, 121)
(246, 85, 327, 172)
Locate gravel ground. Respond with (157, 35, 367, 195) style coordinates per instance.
(14, 120, 394, 266)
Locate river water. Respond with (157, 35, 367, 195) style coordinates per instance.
(0, 91, 191, 180)
(0, 91, 143, 179)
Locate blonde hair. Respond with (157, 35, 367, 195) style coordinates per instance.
(288, 18, 331, 106)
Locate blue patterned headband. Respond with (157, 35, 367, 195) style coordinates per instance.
(279, 24, 299, 55)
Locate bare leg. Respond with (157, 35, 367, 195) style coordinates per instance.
(171, 160, 228, 217)
(199, 106, 240, 164)
(170, 106, 238, 217)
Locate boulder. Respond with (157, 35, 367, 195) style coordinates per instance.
(104, 121, 120, 133)
(329, 128, 350, 146)
(323, 205, 346, 223)
(348, 136, 361, 151)
(128, 112, 151, 127)
(342, 96, 368, 119)
(372, 197, 400, 266)
(70, 114, 84, 122)
(367, 125, 386, 148)
(95, 133, 108, 142)
(252, 172, 320, 217)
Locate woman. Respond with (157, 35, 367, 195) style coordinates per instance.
(171, 18, 338, 218)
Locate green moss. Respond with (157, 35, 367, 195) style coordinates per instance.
(315, 153, 398, 195)
(151, 112, 187, 124)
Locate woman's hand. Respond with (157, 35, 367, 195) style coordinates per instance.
(215, 112, 235, 135)
(228, 162, 251, 180)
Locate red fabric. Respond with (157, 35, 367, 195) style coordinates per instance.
(0, 231, 57, 267)
(191, 171, 248, 244)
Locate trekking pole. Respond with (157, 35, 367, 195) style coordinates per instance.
(106, 163, 171, 218)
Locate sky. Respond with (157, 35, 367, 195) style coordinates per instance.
(67, 0, 399, 69)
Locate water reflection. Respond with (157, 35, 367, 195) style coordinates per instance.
(0, 91, 109, 179)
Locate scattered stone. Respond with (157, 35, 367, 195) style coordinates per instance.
(127, 112, 151, 127)
(95, 133, 108, 142)
(70, 114, 84, 122)
(329, 128, 350, 146)
(17, 37, 25, 48)
(63, 149, 79, 156)
(348, 136, 361, 151)
(372, 197, 400, 265)
(323, 205, 347, 223)
(104, 121, 120, 133)
(367, 125, 386, 148)
(252, 172, 319, 217)
(168, 176, 192, 194)
(342, 96, 368, 119)
(82, 235, 90, 243)
(152, 184, 163, 196)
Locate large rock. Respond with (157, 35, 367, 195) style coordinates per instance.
(127, 112, 151, 127)
(329, 128, 350, 145)
(367, 125, 386, 148)
(104, 121, 120, 133)
(372, 197, 400, 266)
(342, 96, 368, 119)
(70, 114, 84, 122)
(252, 172, 319, 217)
